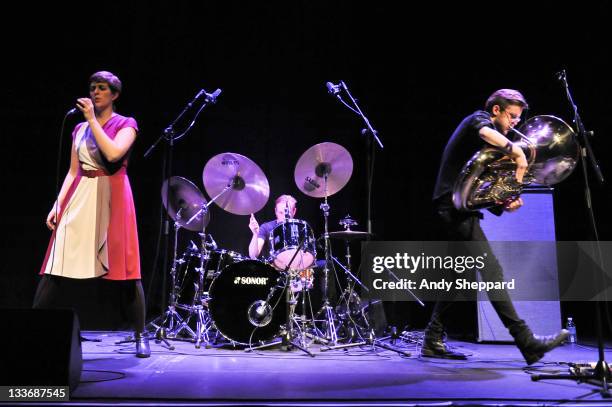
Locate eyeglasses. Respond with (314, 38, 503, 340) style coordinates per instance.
(504, 110, 522, 124)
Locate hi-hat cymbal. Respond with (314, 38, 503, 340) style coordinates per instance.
(161, 176, 210, 232)
(328, 230, 372, 240)
(294, 142, 353, 198)
(202, 152, 270, 215)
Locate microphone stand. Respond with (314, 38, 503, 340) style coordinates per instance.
(332, 81, 383, 236)
(530, 70, 610, 397)
(143, 88, 221, 342)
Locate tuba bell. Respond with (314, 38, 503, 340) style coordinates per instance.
(452, 115, 580, 211)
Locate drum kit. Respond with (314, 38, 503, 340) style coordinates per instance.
(148, 143, 380, 353)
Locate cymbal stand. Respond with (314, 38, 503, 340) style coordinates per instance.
(246, 238, 315, 356)
(320, 255, 410, 356)
(145, 216, 187, 349)
(171, 183, 237, 348)
(313, 174, 340, 345)
(171, 204, 213, 348)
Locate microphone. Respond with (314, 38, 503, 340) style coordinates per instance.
(67, 107, 80, 115)
(326, 81, 341, 96)
(555, 69, 567, 81)
(255, 305, 267, 317)
(284, 200, 290, 220)
(203, 88, 222, 104)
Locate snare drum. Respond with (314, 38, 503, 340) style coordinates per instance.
(269, 219, 316, 271)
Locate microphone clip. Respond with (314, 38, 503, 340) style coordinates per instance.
(326, 81, 342, 96)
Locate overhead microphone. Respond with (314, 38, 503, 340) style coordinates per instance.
(203, 88, 222, 104)
(326, 81, 341, 96)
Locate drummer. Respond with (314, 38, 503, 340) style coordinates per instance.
(248, 194, 297, 260)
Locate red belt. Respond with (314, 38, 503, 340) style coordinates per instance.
(79, 167, 126, 178)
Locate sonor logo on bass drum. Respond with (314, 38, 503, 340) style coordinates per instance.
(233, 276, 269, 285)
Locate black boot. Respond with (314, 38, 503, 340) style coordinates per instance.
(421, 333, 467, 360)
(515, 329, 569, 365)
(135, 332, 151, 358)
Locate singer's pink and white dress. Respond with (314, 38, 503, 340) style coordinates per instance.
(40, 115, 141, 280)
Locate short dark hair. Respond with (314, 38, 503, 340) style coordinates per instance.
(484, 89, 528, 113)
(89, 71, 122, 94)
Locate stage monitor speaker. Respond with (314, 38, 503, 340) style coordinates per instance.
(0, 308, 82, 391)
(477, 188, 562, 342)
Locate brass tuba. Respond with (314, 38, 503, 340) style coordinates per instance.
(452, 115, 579, 211)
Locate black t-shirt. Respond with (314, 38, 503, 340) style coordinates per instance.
(432, 110, 495, 207)
(257, 219, 281, 259)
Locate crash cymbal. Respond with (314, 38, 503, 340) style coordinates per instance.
(294, 142, 353, 198)
(202, 152, 270, 215)
(328, 230, 372, 240)
(161, 176, 210, 232)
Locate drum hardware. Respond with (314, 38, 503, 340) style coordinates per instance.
(318, 218, 411, 356)
(174, 204, 239, 348)
(320, 217, 372, 349)
(243, 238, 315, 356)
(147, 176, 212, 348)
(170, 211, 214, 349)
(294, 142, 354, 346)
(146, 217, 185, 343)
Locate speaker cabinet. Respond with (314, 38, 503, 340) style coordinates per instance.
(0, 308, 82, 391)
(478, 188, 562, 341)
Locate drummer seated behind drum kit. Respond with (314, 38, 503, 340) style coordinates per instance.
(248, 194, 316, 291)
(150, 142, 370, 350)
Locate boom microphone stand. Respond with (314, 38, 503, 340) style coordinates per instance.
(143, 88, 221, 343)
(326, 80, 383, 235)
(531, 70, 610, 397)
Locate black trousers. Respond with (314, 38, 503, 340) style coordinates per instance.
(425, 208, 530, 342)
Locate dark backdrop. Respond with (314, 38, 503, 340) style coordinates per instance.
(2, 2, 610, 338)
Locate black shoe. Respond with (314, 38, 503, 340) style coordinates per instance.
(135, 332, 151, 358)
(518, 329, 569, 365)
(421, 336, 467, 360)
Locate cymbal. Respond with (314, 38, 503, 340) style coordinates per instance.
(202, 152, 270, 215)
(294, 142, 353, 198)
(161, 176, 210, 232)
(328, 230, 372, 240)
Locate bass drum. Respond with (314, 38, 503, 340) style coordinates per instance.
(208, 260, 287, 345)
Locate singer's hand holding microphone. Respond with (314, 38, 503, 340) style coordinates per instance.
(67, 97, 94, 119)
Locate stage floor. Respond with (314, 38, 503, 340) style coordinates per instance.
(28, 330, 605, 406)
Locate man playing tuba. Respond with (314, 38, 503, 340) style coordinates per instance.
(424, 89, 568, 364)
